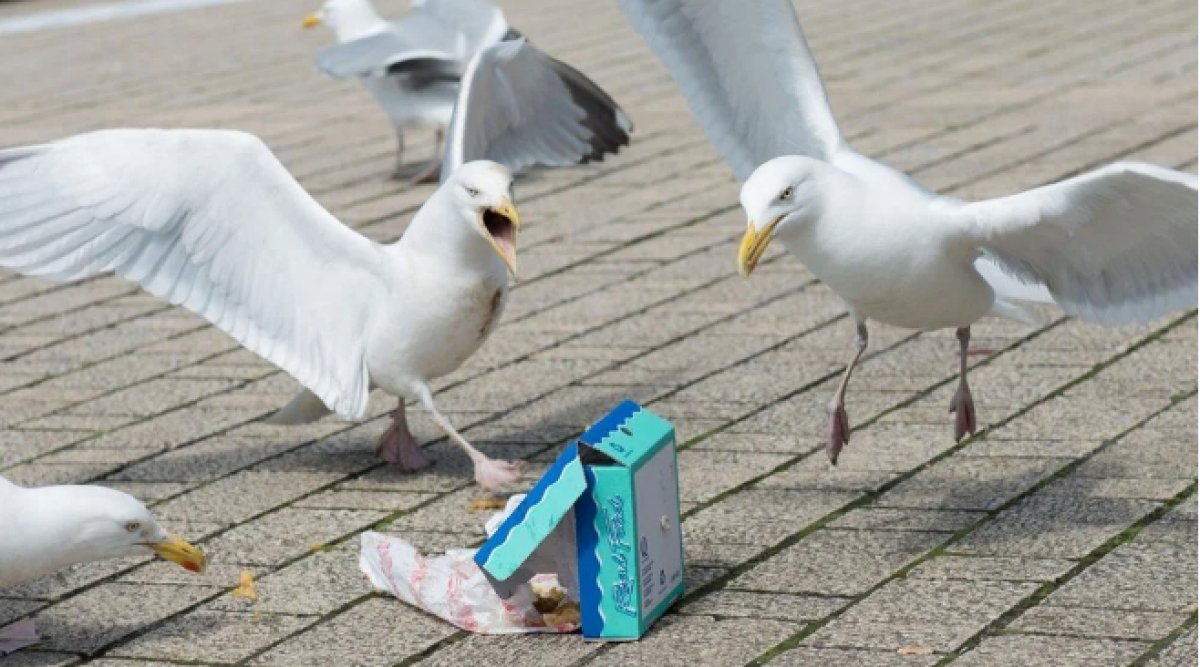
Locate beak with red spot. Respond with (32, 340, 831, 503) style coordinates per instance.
(147, 534, 207, 573)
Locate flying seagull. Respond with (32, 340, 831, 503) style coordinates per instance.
(0, 476, 205, 653)
(617, 0, 1197, 462)
(0, 129, 527, 490)
(305, 0, 632, 182)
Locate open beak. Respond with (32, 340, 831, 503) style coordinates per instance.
(480, 198, 521, 278)
(302, 12, 322, 28)
(148, 534, 207, 573)
(737, 216, 783, 278)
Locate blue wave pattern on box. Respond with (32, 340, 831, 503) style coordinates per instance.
(474, 442, 587, 580)
(576, 466, 604, 636)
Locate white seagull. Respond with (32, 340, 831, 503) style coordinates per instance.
(305, 0, 632, 182)
(618, 0, 1198, 462)
(0, 129, 526, 489)
(0, 476, 205, 653)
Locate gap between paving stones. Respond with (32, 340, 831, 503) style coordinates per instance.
(1130, 611, 1199, 666)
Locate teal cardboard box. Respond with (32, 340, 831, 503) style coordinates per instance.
(474, 400, 686, 640)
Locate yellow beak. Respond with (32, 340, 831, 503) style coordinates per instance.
(149, 534, 207, 573)
(737, 216, 782, 278)
(482, 198, 521, 277)
(302, 13, 322, 28)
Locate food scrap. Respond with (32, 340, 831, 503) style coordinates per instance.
(542, 601, 580, 628)
(531, 581, 567, 613)
(897, 645, 933, 656)
(231, 570, 257, 601)
(468, 496, 509, 511)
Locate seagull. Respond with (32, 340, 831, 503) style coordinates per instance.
(0, 129, 527, 490)
(305, 0, 632, 182)
(617, 0, 1198, 462)
(0, 476, 205, 654)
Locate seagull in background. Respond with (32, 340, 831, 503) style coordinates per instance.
(0, 476, 205, 654)
(305, 0, 632, 182)
(618, 0, 1197, 463)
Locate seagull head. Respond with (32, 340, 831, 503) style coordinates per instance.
(737, 156, 825, 278)
(442, 161, 522, 277)
(56, 485, 207, 574)
(303, 0, 381, 38)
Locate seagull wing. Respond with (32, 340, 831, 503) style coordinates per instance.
(314, 29, 459, 79)
(415, 0, 510, 58)
(0, 129, 389, 419)
(616, 0, 843, 180)
(959, 162, 1198, 325)
(441, 39, 632, 178)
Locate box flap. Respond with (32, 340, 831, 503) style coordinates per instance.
(473, 442, 588, 582)
(578, 400, 675, 469)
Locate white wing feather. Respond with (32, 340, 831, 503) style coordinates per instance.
(442, 39, 632, 177)
(0, 129, 388, 418)
(961, 162, 1198, 325)
(616, 0, 844, 180)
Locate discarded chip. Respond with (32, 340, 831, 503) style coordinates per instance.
(232, 570, 257, 601)
(897, 645, 933, 656)
(542, 601, 580, 628)
(468, 497, 508, 511)
(531, 581, 567, 613)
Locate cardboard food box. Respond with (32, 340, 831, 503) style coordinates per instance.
(474, 400, 685, 640)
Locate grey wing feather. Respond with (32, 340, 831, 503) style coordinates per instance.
(442, 39, 632, 177)
(314, 32, 458, 79)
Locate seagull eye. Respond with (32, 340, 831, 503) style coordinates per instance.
(465, 187, 480, 198)
(125, 521, 141, 533)
(779, 187, 794, 200)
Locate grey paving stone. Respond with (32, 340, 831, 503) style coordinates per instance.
(830, 507, 984, 533)
(908, 555, 1076, 583)
(953, 635, 1148, 666)
(587, 614, 798, 667)
(208, 547, 367, 616)
(1010, 605, 1187, 641)
(408, 633, 601, 667)
(0, 652, 80, 667)
(803, 578, 1036, 653)
(1046, 542, 1197, 613)
(248, 598, 457, 667)
(953, 494, 1160, 558)
(32, 583, 219, 654)
(732, 530, 945, 596)
(109, 610, 316, 663)
(0, 599, 43, 626)
(1146, 626, 1199, 667)
(202, 508, 385, 567)
(769, 646, 940, 666)
(681, 590, 849, 623)
(675, 448, 793, 503)
(876, 456, 1069, 511)
(683, 488, 860, 547)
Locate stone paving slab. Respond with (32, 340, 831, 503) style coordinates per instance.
(0, 0, 1196, 665)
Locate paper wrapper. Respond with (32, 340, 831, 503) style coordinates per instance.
(358, 495, 580, 634)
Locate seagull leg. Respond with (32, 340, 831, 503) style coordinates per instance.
(412, 382, 522, 490)
(407, 128, 444, 185)
(827, 321, 868, 465)
(389, 130, 407, 180)
(375, 401, 434, 471)
(949, 326, 977, 442)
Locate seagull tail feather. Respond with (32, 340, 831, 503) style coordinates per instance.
(265, 389, 332, 425)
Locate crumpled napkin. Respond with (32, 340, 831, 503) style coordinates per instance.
(359, 495, 580, 634)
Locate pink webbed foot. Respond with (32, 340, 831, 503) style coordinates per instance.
(376, 423, 433, 472)
(827, 401, 850, 465)
(949, 384, 977, 442)
(472, 456, 524, 491)
(0, 618, 39, 655)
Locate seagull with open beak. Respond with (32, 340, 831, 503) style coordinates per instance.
(0, 130, 525, 490)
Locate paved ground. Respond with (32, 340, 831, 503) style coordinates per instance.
(0, 0, 1196, 665)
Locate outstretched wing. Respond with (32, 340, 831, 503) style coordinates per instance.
(616, 0, 844, 181)
(0, 129, 390, 418)
(314, 30, 460, 79)
(959, 162, 1197, 325)
(441, 39, 633, 177)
